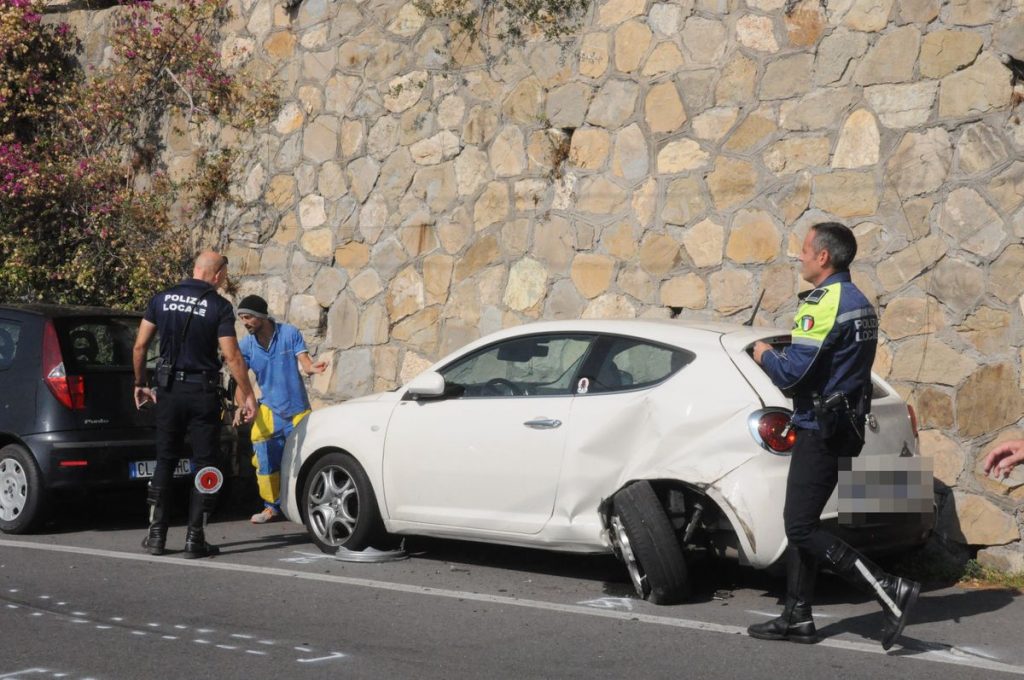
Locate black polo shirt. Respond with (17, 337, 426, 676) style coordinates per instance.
(143, 278, 236, 372)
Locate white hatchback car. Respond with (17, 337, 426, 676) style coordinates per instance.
(280, 320, 932, 603)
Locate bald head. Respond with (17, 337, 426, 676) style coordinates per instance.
(193, 251, 228, 286)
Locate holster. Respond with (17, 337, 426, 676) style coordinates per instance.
(154, 360, 172, 389)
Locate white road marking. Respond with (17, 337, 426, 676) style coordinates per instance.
(0, 671, 47, 679)
(747, 609, 836, 620)
(95, 625, 111, 630)
(6, 604, 18, 609)
(71, 612, 86, 616)
(294, 646, 312, 653)
(577, 597, 634, 611)
(174, 625, 187, 630)
(216, 644, 238, 651)
(2, 538, 1023, 676)
(296, 651, 347, 664)
(30, 613, 42, 617)
(131, 631, 146, 636)
(246, 650, 268, 656)
(162, 635, 177, 640)
(194, 639, 211, 645)
(230, 633, 254, 640)
(146, 622, 160, 628)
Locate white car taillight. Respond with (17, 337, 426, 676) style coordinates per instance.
(748, 408, 797, 455)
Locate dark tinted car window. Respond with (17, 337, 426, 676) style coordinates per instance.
(55, 317, 141, 373)
(0, 319, 21, 371)
(583, 336, 694, 394)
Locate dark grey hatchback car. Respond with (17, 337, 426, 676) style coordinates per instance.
(0, 304, 201, 533)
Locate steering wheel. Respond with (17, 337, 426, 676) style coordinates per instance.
(0, 328, 13, 364)
(482, 378, 522, 396)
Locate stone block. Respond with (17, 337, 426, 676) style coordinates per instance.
(582, 294, 637, 319)
(812, 171, 879, 218)
(921, 30, 983, 79)
(832, 109, 879, 169)
(886, 128, 951, 198)
(611, 124, 649, 182)
(615, 21, 652, 73)
(660, 274, 707, 309)
(736, 14, 779, 52)
(813, 29, 869, 86)
(978, 546, 1024, 574)
(939, 53, 1013, 118)
(890, 335, 976, 386)
(945, 491, 1019, 546)
(957, 364, 1024, 438)
(645, 82, 687, 133)
(642, 42, 685, 77)
(570, 254, 615, 299)
(681, 16, 727, 65)
(854, 26, 920, 85)
(663, 176, 707, 225)
(708, 158, 757, 211)
(880, 297, 945, 339)
(587, 80, 640, 128)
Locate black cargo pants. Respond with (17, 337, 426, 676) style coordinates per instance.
(152, 380, 222, 491)
(783, 422, 863, 560)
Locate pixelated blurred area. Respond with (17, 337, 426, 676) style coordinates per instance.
(838, 456, 935, 526)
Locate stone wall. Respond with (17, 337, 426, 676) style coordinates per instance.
(66, 0, 1024, 556)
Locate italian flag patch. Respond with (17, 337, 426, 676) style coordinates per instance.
(800, 315, 815, 332)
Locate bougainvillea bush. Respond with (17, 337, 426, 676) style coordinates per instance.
(0, 0, 276, 308)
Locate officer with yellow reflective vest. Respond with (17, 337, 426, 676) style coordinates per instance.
(235, 295, 327, 524)
(746, 222, 920, 650)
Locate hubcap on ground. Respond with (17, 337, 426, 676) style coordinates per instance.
(307, 465, 359, 547)
(0, 457, 27, 521)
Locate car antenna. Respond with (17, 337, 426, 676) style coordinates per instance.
(744, 289, 765, 326)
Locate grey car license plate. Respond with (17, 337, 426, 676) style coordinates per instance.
(128, 458, 192, 479)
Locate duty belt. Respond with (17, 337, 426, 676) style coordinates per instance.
(172, 370, 219, 384)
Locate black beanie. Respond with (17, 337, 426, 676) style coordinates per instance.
(236, 295, 269, 318)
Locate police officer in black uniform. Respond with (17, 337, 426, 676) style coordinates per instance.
(132, 251, 257, 559)
(746, 223, 920, 650)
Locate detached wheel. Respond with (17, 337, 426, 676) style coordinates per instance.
(302, 452, 385, 554)
(0, 444, 46, 534)
(610, 481, 690, 604)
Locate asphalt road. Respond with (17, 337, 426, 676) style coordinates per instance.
(1, 496, 1023, 680)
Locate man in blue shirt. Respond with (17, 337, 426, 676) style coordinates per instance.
(235, 295, 326, 523)
(746, 223, 919, 650)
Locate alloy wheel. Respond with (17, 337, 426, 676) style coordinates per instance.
(306, 464, 360, 547)
(610, 514, 647, 598)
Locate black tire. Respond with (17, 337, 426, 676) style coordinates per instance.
(301, 451, 386, 554)
(0, 444, 46, 534)
(610, 481, 690, 605)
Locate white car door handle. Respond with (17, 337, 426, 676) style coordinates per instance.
(524, 418, 562, 429)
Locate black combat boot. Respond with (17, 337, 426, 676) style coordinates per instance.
(825, 540, 920, 650)
(748, 546, 819, 643)
(183, 487, 219, 559)
(141, 484, 169, 556)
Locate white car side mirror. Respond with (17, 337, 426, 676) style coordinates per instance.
(405, 371, 446, 398)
